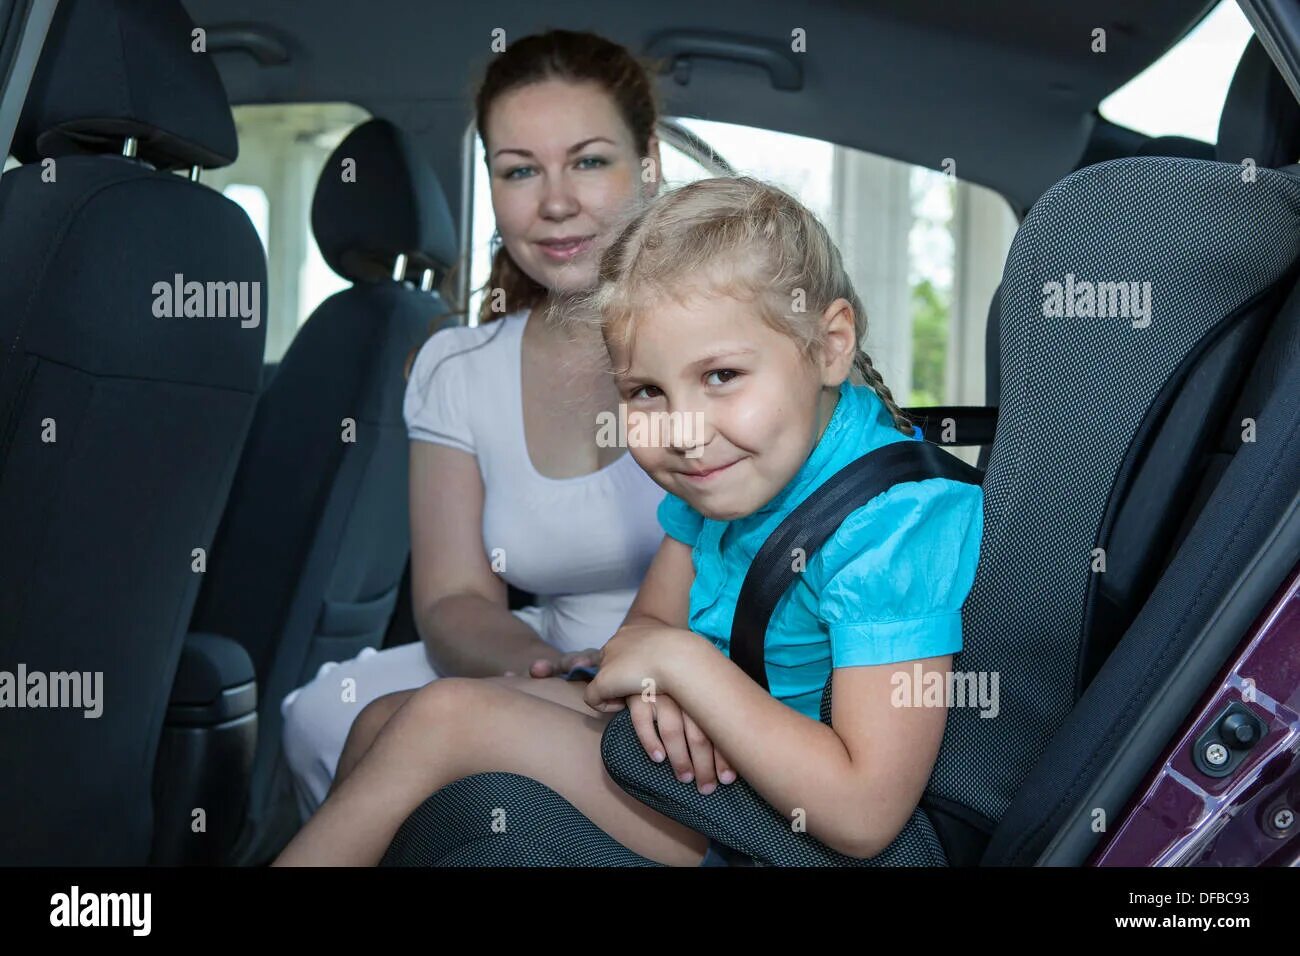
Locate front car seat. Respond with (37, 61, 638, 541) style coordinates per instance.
(0, 0, 266, 865)
(188, 118, 456, 865)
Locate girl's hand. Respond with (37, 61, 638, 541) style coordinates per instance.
(627, 692, 737, 795)
(527, 647, 603, 679)
(581, 624, 679, 711)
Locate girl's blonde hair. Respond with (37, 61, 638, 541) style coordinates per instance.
(567, 176, 914, 435)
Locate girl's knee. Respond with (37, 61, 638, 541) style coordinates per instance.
(352, 689, 413, 739)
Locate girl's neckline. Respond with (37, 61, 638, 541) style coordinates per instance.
(512, 308, 634, 486)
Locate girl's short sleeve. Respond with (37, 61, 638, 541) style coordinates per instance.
(658, 492, 705, 547)
(403, 330, 475, 454)
(816, 477, 983, 668)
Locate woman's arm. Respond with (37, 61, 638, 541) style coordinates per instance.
(408, 441, 561, 677)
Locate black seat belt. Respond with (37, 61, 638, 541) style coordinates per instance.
(728, 438, 984, 691)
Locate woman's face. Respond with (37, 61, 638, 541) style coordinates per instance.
(484, 78, 657, 294)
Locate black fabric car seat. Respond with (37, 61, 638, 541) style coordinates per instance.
(188, 118, 455, 864)
(0, 0, 266, 865)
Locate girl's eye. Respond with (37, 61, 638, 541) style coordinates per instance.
(575, 155, 609, 170)
(704, 369, 740, 386)
(628, 384, 661, 401)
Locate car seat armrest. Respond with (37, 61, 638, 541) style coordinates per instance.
(153, 632, 257, 865)
(167, 631, 256, 723)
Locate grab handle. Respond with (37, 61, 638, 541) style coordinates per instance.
(645, 31, 803, 91)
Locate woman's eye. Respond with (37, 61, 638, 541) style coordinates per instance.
(502, 165, 535, 180)
(704, 369, 739, 386)
(575, 155, 609, 170)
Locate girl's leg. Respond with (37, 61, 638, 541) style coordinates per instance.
(273, 677, 710, 867)
(332, 689, 417, 791)
(330, 674, 604, 792)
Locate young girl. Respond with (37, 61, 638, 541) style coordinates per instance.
(273, 176, 984, 867)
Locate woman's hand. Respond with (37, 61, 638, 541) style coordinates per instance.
(523, 647, 602, 679)
(627, 692, 737, 795)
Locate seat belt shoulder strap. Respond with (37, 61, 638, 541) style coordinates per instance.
(729, 439, 983, 690)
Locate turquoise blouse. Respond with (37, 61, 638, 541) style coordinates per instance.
(658, 381, 984, 721)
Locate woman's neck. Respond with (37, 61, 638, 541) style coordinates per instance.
(527, 299, 608, 356)
(523, 299, 619, 408)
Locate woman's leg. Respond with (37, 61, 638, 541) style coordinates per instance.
(281, 641, 439, 818)
(273, 677, 710, 867)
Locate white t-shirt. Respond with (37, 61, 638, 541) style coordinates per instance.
(403, 309, 667, 652)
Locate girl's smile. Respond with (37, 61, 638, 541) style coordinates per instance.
(676, 456, 746, 484)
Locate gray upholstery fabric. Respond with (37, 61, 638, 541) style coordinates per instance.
(382, 773, 658, 867)
(928, 157, 1300, 823)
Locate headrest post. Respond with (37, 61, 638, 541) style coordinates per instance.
(392, 253, 408, 283)
(420, 269, 434, 292)
(189, 166, 201, 183)
(122, 137, 138, 158)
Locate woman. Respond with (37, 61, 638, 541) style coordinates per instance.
(280, 30, 672, 818)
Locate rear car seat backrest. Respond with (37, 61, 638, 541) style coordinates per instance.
(927, 155, 1300, 844)
(0, 0, 265, 865)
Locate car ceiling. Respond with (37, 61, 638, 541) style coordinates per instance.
(183, 0, 1219, 217)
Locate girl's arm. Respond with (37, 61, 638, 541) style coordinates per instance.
(595, 533, 947, 857)
(618, 534, 693, 630)
(656, 638, 950, 859)
(408, 441, 562, 677)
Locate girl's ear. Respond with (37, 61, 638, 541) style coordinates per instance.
(819, 297, 858, 386)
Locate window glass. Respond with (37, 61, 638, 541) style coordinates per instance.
(207, 102, 372, 361)
(1100, 1, 1254, 141)
(465, 117, 1017, 415)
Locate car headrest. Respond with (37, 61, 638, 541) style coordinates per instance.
(11, 0, 238, 171)
(311, 119, 458, 284)
(1217, 36, 1300, 168)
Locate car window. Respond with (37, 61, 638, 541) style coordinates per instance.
(463, 117, 1017, 412)
(1100, 0, 1254, 141)
(205, 102, 372, 362)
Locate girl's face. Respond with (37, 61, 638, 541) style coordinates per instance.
(484, 78, 659, 294)
(610, 291, 858, 521)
